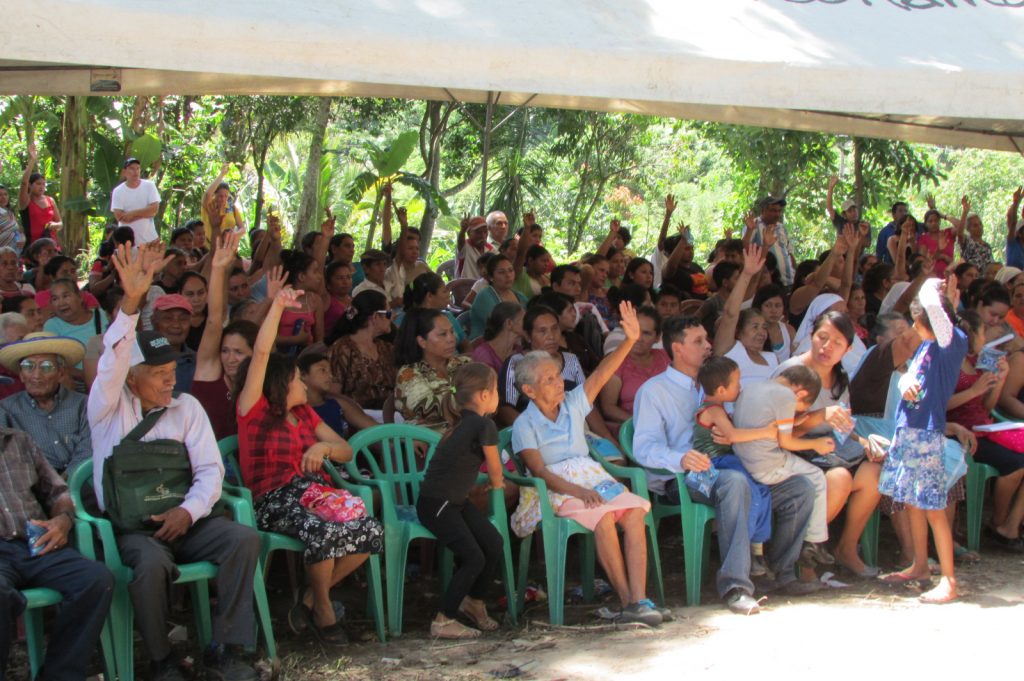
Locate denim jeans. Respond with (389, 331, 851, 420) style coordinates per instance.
(667, 469, 815, 598)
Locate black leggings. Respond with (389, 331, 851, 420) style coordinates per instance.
(974, 437, 1024, 476)
(416, 496, 503, 618)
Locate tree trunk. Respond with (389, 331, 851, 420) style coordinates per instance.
(295, 97, 332, 243)
(419, 102, 444, 251)
(853, 137, 865, 209)
(252, 145, 269, 233)
(478, 92, 495, 214)
(58, 96, 89, 257)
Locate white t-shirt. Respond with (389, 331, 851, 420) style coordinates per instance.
(111, 179, 161, 244)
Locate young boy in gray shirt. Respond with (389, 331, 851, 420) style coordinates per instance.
(732, 365, 835, 567)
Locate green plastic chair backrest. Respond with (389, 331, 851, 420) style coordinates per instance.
(619, 418, 635, 458)
(498, 426, 530, 476)
(217, 435, 244, 486)
(347, 424, 441, 507)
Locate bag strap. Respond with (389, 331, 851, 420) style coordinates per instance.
(93, 308, 102, 334)
(123, 408, 167, 442)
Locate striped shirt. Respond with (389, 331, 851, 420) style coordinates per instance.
(0, 428, 70, 540)
(500, 351, 584, 413)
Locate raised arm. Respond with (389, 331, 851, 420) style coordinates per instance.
(381, 183, 393, 250)
(952, 195, 970, 242)
(236, 287, 303, 418)
(583, 301, 638, 403)
(18, 143, 38, 210)
(1007, 186, 1022, 240)
(596, 219, 620, 257)
(790, 235, 848, 315)
(713, 244, 764, 357)
(662, 220, 692, 280)
(657, 194, 677, 253)
(203, 163, 230, 211)
(194, 231, 241, 380)
(838, 224, 858, 302)
(825, 175, 839, 222)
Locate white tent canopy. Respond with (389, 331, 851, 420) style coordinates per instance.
(4, 0, 1024, 152)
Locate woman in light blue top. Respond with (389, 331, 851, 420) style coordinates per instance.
(43, 278, 107, 378)
(470, 255, 526, 340)
(509, 301, 664, 627)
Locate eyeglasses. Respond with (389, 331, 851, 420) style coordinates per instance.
(375, 310, 393, 319)
(19, 359, 59, 374)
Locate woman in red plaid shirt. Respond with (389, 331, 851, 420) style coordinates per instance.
(236, 287, 383, 647)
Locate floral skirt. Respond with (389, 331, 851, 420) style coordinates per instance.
(255, 476, 384, 564)
(879, 427, 952, 511)
(510, 456, 649, 538)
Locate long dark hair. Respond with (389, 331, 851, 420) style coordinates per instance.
(811, 310, 855, 400)
(329, 290, 387, 343)
(403, 272, 445, 310)
(281, 249, 315, 286)
(394, 307, 444, 366)
(234, 353, 296, 424)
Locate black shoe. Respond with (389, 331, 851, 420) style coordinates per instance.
(150, 655, 186, 681)
(774, 579, 825, 597)
(800, 541, 835, 566)
(724, 589, 760, 615)
(295, 604, 349, 647)
(204, 644, 258, 681)
(984, 526, 1024, 553)
(749, 554, 771, 578)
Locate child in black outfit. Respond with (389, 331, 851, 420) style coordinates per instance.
(416, 362, 506, 639)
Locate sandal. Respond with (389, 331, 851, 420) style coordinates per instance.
(953, 545, 981, 564)
(878, 571, 929, 585)
(458, 604, 499, 632)
(431, 617, 481, 640)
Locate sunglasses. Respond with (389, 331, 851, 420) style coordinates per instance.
(20, 359, 59, 374)
(375, 310, 393, 319)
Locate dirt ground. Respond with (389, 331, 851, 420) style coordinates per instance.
(269, 529, 1024, 681)
(11, 527, 1022, 680)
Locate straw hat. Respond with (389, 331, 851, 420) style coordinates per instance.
(0, 332, 86, 372)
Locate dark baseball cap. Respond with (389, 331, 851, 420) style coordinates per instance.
(360, 249, 389, 265)
(762, 195, 787, 208)
(122, 157, 141, 168)
(130, 330, 183, 367)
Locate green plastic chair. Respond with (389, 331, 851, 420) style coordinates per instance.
(965, 457, 1000, 552)
(21, 518, 117, 680)
(860, 509, 880, 568)
(217, 435, 387, 643)
(498, 427, 597, 626)
(343, 424, 517, 635)
(618, 418, 715, 606)
(585, 438, 666, 605)
(68, 460, 278, 681)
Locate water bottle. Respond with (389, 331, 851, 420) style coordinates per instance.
(835, 402, 857, 446)
(685, 464, 719, 498)
(25, 521, 46, 556)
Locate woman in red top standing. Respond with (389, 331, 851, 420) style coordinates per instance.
(18, 144, 62, 249)
(236, 287, 383, 646)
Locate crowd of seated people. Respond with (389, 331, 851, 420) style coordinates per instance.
(3, 149, 1024, 681)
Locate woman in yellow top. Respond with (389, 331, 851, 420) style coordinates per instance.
(201, 163, 246, 241)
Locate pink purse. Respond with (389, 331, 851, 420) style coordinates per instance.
(299, 482, 367, 522)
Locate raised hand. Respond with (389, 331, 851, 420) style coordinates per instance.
(828, 175, 839, 190)
(762, 224, 777, 249)
(111, 242, 166, 300)
(395, 205, 408, 227)
(944, 272, 960, 309)
(664, 194, 677, 216)
(1013, 186, 1023, 204)
(212, 230, 241, 269)
(523, 212, 536, 228)
(265, 265, 286, 300)
(926, 193, 936, 211)
(320, 206, 336, 236)
(460, 212, 472, 230)
(609, 218, 620, 234)
(273, 286, 304, 310)
(618, 301, 640, 343)
(833, 232, 850, 257)
(742, 243, 765, 277)
(267, 214, 282, 243)
(744, 211, 757, 234)
(961, 195, 970, 212)
(842, 223, 859, 251)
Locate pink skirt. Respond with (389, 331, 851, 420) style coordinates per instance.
(556, 492, 650, 530)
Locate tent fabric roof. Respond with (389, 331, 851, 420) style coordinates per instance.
(4, 0, 1024, 152)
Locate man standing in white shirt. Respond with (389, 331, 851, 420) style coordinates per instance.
(110, 158, 161, 245)
(456, 216, 493, 280)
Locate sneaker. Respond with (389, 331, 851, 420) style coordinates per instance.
(724, 588, 760, 615)
(150, 656, 186, 681)
(636, 599, 673, 622)
(617, 602, 663, 627)
(204, 644, 258, 681)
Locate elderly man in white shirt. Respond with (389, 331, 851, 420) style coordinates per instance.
(88, 242, 260, 681)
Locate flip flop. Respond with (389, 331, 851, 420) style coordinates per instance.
(431, 617, 482, 639)
(878, 571, 929, 585)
